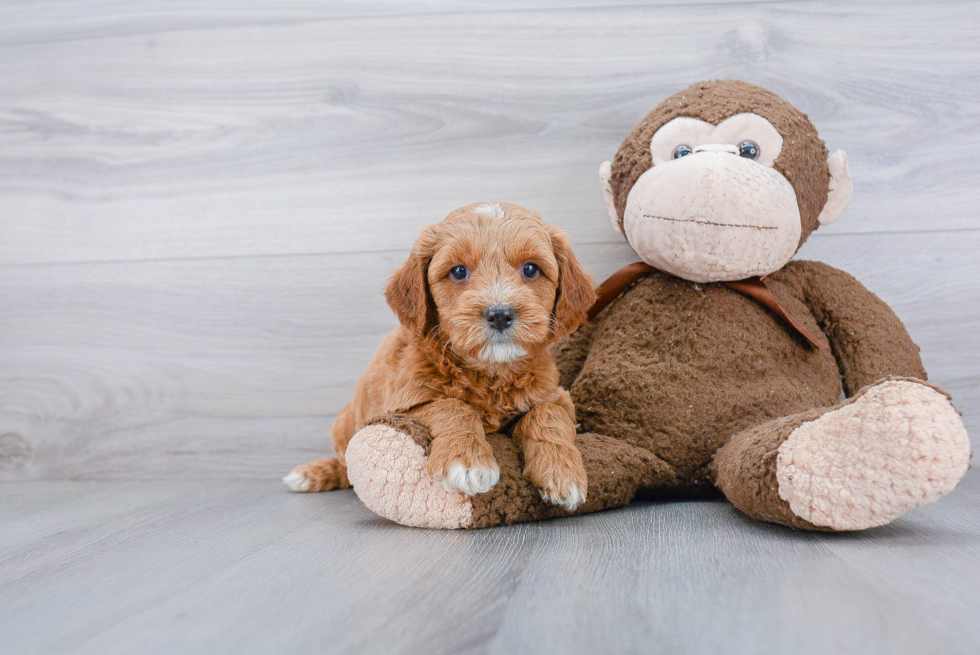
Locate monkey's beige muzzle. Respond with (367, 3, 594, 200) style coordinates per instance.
(623, 151, 801, 283)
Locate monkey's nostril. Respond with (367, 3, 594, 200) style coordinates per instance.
(485, 305, 516, 332)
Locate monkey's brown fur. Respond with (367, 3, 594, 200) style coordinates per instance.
(341, 81, 969, 531)
(609, 80, 830, 247)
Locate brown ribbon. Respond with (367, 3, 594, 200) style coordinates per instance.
(588, 262, 829, 351)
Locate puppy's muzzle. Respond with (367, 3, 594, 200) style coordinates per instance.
(484, 304, 516, 333)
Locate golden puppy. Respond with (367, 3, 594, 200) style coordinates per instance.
(284, 202, 596, 509)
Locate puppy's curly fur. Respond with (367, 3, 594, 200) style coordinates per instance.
(284, 202, 596, 508)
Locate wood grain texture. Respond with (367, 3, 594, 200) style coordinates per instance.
(0, 231, 977, 480)
(0, 0, 978, 266)
(2, 2, 979, 652)
(1, 0, 977, 481)
(2, 474, 979, 654)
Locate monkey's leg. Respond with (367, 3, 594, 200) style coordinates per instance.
(283, 404, 357, 492)
(712, 377, 971, 531)
(344, 415, 676, 529)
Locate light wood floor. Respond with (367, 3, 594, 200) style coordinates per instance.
(1, 1, 978, 653)
(3, 475, 980, 654)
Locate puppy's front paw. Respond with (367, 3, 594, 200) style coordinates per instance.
(427, 440, 500, 495)
(523, 441, 588, 511)
(540, 481, 587, 512)
(445, 463, 500, 495)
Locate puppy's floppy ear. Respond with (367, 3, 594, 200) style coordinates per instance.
(546, 225, 597, 339)
(385, 226, 438, 336)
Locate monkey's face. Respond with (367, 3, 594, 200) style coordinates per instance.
(602, 81, 853, 283)
(622, 113, 802, 283)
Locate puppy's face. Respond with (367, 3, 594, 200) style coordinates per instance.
(428, 207, 558, 364)
(386, 202, 595, 367)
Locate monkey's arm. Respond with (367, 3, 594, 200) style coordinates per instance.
(551, 320, 599, 389)
(786, 260, 927, 396)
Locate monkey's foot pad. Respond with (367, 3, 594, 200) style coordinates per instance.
(346, 423, 473, 529)
(776, 379, 971, 530)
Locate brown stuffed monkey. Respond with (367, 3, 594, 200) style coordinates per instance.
(341, 80, 971, 531)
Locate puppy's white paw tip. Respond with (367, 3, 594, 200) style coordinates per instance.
(445, 463, 500, 495)
(283, 470, 312, 493)
(542, 483, 587, 511)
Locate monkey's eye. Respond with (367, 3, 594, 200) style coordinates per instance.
(673, 145, 693, 159)
(449, 265, 469, 281)
(522, 262, 540, 279)
(738, 140, 760, 160)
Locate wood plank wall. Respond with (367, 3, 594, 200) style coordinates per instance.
(1, 0, 977, 479)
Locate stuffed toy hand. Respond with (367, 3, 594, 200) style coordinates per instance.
(344, 80, 971, 530)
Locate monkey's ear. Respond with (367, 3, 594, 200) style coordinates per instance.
(384, 227, 438, 336)
(599, 161, 623, 235)
(547, 225, 598, 339)
(817, 150, 853, 226)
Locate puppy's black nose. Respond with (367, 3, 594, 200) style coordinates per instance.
(485, 305, 516, 332)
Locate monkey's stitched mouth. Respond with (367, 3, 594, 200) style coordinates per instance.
(642, 215, 778, 231)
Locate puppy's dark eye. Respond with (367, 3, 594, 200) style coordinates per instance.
(738, 140, 760, 160)
(522, 262, 539, 279)
(449, 265, 468, 281)
(673, 145, 693, 159)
